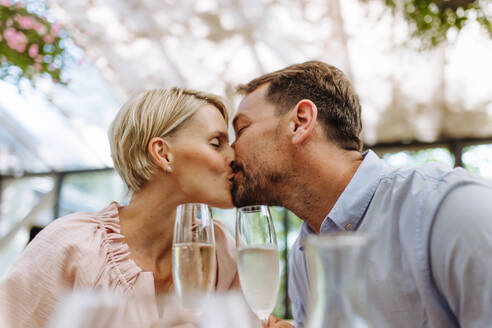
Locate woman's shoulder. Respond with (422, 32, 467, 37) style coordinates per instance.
(0, 203, 124, 328)
(33, 202, 120, 248)
(17, 202, 141, 288)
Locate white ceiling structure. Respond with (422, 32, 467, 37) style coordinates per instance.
(1, 0, 491, 174)
(47, 0, 492, 144)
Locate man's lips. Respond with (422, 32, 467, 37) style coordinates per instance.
(227, 173, 236, 185)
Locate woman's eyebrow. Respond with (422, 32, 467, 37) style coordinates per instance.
(210, 131, 229, 140)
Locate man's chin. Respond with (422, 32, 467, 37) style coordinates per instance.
(231, 186, 262, 208)
(232, 198, 248, 208)
(230, 183, 246, 207)
(231, 173, 277, 207)
(231, 190, 247, 208)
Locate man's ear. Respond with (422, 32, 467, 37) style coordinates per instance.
(288, 99, 318, 145)
(148, 137, 173, 171)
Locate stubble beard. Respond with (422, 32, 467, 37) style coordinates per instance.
(232, 121, 288, 207)
(231, 165, 284, 207)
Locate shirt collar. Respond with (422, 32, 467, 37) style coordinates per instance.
(298, 150, 387, 250)
(321, 149, 386, 233)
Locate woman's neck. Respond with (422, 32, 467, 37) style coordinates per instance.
(119, 179, 181, 282)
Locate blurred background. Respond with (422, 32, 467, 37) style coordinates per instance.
(0, 0, 491, 320)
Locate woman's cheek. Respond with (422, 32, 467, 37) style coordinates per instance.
(204, 151, 229, 174)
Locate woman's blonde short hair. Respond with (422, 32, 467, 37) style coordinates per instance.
(108, 87, 229, 192)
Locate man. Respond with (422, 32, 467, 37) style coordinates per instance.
(231, 60, 492, 327)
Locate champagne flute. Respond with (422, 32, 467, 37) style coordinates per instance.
(236, 205, 280, 327)
(172, 203, 216, 304)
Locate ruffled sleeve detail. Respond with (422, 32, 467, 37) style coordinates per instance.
(93, 202, 142, 291)
(91, 204, 238, 292)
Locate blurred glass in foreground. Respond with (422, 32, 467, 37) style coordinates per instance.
(48, 290, 255, 328)
(304, 233, 372, 328)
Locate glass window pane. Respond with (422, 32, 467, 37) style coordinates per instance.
(381, 148, 454, 168)
(462, 144, 492, 180)
(58, 170, 128, 216)
(1, 176, 55, 236)
(211, 208, 235, 237)
(0, 176, 55, 278)
(0, 227, 29, 279)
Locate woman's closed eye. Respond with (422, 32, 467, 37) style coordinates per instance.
(210, 137, 221, 147)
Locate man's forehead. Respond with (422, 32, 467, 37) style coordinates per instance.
(232, 112, 249, 127)
(233, 84, 272, 124)
(241, 84, 269, 108)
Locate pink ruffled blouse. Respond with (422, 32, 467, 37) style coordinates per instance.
(0, 202, 239, 328)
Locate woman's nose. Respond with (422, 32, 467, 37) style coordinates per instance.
(225, 144, 235, 165)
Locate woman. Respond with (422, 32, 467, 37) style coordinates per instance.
(0, 88, 238, 328)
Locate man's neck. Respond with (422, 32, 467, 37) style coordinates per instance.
(283, 146, 363, 233)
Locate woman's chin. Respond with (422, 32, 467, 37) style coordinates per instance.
(210, 194, 234, 209)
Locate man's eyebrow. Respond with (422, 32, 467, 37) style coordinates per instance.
(232, 114, 247, 129)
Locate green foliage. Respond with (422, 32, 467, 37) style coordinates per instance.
(367, 0, 491, 48)
(0, 0, 70, 85)
(462, 144, 492, 179)
(270, 207, 303, 319)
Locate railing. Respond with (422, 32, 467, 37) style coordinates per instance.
(0, 186, 55, 250)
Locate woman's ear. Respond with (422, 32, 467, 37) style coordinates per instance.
(148, 137, 173, 172)
(288, 99, 318, 145)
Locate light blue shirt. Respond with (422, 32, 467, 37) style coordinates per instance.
(288, 150, 492, 327)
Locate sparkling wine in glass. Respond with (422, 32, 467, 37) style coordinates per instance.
(236, 205, 280, 327)
(172, 203, 216, 302)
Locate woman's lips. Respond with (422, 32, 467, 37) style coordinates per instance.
(227, 174, 235, 186)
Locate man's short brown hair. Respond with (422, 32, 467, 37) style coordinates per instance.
(237, 60, 362, 151)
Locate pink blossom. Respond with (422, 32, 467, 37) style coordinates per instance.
(0, 0, 10, 7)
(43, 34, 55, 43)
(51, 22, 62, 36)
(34, 22, 47, 35)
(4, 28, 16, 40)
(28, 44, 39, 58)
(33, 63, 42, 72)
(4, 28, 28, 53)
(35, 55, 43, 63)
(17, 16, 35, 29)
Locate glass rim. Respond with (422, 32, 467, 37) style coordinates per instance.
(177, 202, 210, 207)
(236, 205, 268, 213)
